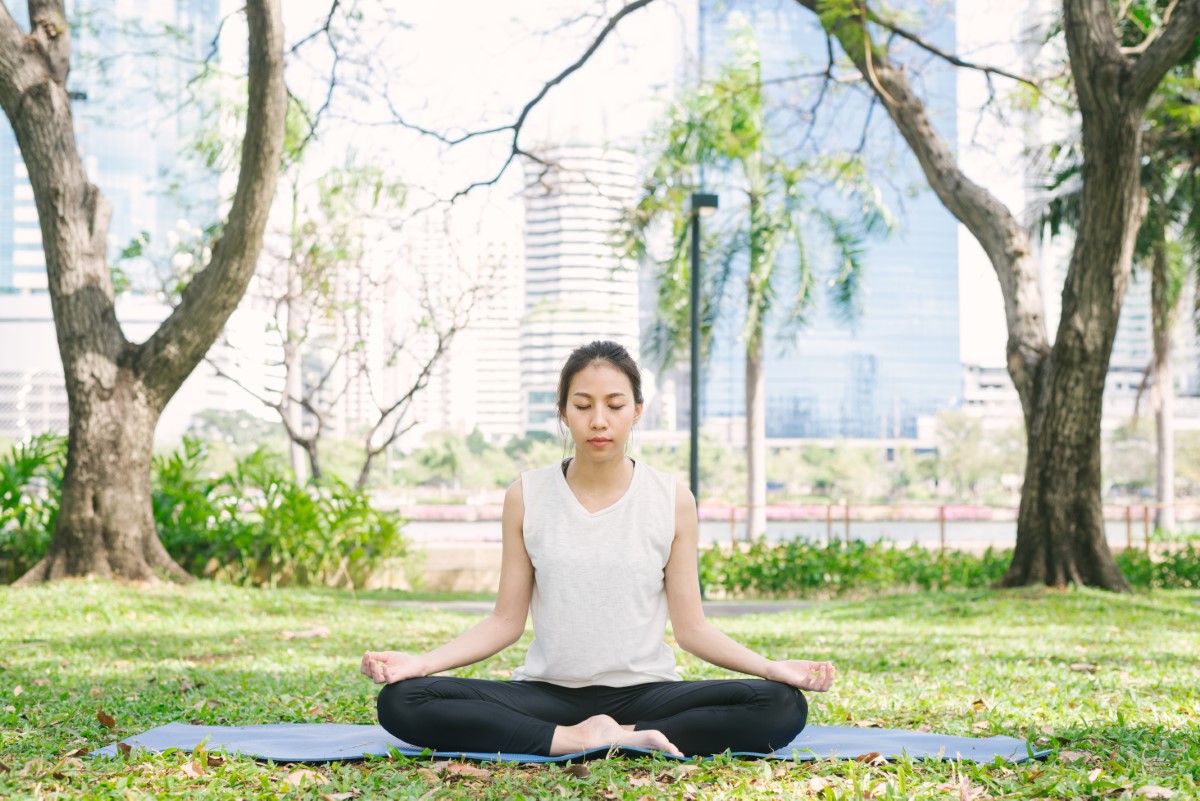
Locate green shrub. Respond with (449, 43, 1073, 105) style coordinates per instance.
(2, 436, 405, 588)
(1116, 545, 1200, 589)
(699, 539, 1009, 598)
(153, 440, 407, 588)
(0, 433, 65, 582)
(700, 537, 1200, 597)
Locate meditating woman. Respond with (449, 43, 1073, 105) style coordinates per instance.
(361, 340, 835, 757)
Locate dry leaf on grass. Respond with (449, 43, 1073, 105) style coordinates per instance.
(286, 768, 329, 787)
(415, 767, 440, 782)
(12, 685, 22, 697)
(321, 792, 361, 801)
(628, 775, 653, 787)
(89, 687, 102, 698)
(1136, 787, 1174, 799)
(443, 762, 491, 779)
(1058, 751, 1089, 763)
(180, 760, 204, 779)
(280, 627, 331, 641)
(854, 751, 885, 765)
(96, 710, 116, 728)
(971, 698, 989, 712)
(33, 678, 50, 687)
(1069, 663, 1099, 673)
(117, 742, 132, 756)
(0, 760, 10, 773)
(808, 777, 831, 793)
(563, 763, 591, 778)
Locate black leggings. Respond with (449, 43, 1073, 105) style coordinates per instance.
(377, 677, 807, 757)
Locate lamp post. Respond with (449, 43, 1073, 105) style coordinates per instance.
(689, 192, 718, 506)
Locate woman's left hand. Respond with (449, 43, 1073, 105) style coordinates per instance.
(767, 659, 836, 692)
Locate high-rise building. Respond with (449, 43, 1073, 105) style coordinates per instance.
(520, 145, 642, 435)
(0, 1, 220, 293)
(696, 0, 962, 440)
(0, 2, 255, 443)
(394, 202, 525, 445)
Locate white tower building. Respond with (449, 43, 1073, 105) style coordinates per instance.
(520, 145, 642, 435)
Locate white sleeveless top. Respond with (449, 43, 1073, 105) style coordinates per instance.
(511, 459, 681, 687)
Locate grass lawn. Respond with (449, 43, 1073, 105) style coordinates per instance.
(1, 581, 1197, 799)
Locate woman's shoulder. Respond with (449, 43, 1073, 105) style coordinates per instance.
(636, 460, 683, 495)
(520, 461, 566, 493)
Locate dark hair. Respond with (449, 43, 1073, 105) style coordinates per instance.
(556, 340, 644, 416)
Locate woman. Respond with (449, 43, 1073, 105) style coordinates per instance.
(362, 340, 835, 757)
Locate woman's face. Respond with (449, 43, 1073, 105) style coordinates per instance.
(561, 361, 642, 460)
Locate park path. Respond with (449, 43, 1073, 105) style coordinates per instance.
(363, 599, 814, 616)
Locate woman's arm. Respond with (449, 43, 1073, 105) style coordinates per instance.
(664, 483, 835, 692)
(361, 479, 534, 684)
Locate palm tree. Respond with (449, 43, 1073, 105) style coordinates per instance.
(624, 22, 888, 539)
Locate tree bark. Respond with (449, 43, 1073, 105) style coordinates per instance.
(1151, 233, 1175, 535)
(0, 0, 287, 583)
(745, 335, 767, 541)
(795, 0, 1200, 589)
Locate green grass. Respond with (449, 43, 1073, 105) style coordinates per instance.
(1, 581, 1197, 799)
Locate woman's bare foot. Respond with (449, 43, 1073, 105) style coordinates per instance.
(550, 714, 682, 757)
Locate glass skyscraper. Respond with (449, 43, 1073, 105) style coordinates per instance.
(0, 0, 220, 292)
(0, 1, 221, 440)
(696, 0, 962, 439)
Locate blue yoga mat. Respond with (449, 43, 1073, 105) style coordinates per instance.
(92, 722, 1049, 764)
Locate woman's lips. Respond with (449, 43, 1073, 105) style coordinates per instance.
(588, 438, 611, 446)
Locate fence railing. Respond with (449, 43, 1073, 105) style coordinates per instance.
(699, 502, 1194, 555)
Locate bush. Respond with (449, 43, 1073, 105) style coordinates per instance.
(154, 440, 407, 587)
(699, 538, 1010, 598)
(1116, 545, 1200, 589)
(700, 537, 1200, 597)
(1, 436, 405, 588)
(0, 434, 65, 582)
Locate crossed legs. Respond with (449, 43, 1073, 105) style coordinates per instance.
(377, 677, 807, 757)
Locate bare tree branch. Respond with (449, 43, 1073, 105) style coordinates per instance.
(137, 0, 287, 408)
(1120, 0, 1179, 55)
(442, 0, 656, 202)
(288, 0, 340, 54)
(1127, 0, 1200, 106)
(863, 0, 1040, 88)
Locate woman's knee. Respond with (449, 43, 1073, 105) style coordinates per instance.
(376, 677, 442, 739)
(753, 681, 808, 737)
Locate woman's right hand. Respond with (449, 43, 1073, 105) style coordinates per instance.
(360, 651, 429, 684)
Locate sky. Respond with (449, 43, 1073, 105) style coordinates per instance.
(227, 0, 1018, 365)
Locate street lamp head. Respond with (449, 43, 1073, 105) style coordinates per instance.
(690, 192, 719, 217)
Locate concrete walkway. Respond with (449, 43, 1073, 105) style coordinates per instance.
(363, 599, 815, 616)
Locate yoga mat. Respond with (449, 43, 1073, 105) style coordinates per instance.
(92, 722, 1049, 764)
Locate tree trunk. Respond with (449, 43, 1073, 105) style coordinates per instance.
(18, 377, 189, 582)
(796, 0, 1200, 589)
(1151, 236, 1175, 535)
(745, 336, 767, 541)
(284, 306, 311, 483)
(0, 0, 287, 583)
(1001, 332, 1130, 589)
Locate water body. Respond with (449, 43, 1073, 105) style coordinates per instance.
(404, 519, 1147, 551)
